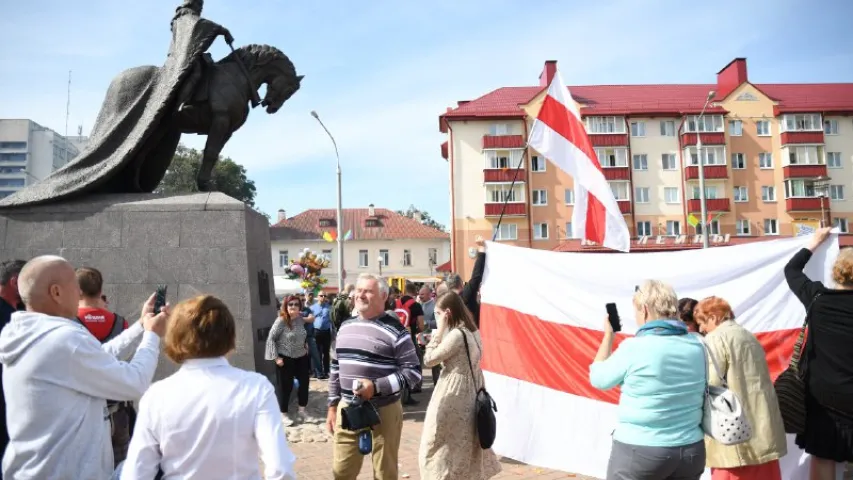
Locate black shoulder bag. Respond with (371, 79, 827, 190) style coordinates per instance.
(773, 292, 821, 434)
(460, 329, 498, 449)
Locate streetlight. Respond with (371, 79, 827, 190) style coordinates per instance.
(695, 90, 716, 248)
(311, 111, 345, 293)
(814, 175, 832, 227)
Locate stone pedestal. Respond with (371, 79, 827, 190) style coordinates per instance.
(0, 193, 277, 382)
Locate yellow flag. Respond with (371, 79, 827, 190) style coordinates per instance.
(687, 214, 699, 227)
(322, 231, 333, 242)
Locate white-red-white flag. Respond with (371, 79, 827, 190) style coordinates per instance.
(528, 71, 631, 252)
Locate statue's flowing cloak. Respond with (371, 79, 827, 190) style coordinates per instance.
(0, 14, 220, 207)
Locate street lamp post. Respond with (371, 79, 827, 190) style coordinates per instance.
(815, 175, 832, 227)
(695, 90, 716, 248)
(311, 111, 345, 293)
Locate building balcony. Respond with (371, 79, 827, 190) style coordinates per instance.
(589, 134, 629, 147)
(786, 197, 827, 212)
(687, 198, 731, 213)
(483, 169, 526, 183)
(617, 200, 631, 214)
(482, 135, 525, 149)
(680, 132, 726, 146)
(684, 165, 728, 180)
(781, 131, 824, 145)
(484, 202, 526, 217)
(783, 164, 827, 179)
(602, 167, 630, 181)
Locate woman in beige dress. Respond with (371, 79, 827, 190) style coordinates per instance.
(419, 291, 501, 480)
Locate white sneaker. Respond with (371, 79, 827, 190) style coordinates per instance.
(282, 413, 295, 427)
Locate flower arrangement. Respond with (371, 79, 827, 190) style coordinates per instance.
(284, 248, 330, 295)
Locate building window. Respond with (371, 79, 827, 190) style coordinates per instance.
(831, 185, 845, 201)
(0, 142, 26, 149)
(564, 188, 574, 205)
(585, 116, 626, 134)
(696, 220, 721, 235)
(729, 120, 743, 136)
(666, 220, 681, 236)
(664, 187, 680, 204)
(827, 152, 842, 168)
(493, 224, 518, 241)
(764, 219, 779, 235)
(403, 249, 412, 266)
(428, 248, 438, 266)
(486, 184, 524, 203)
(565, 222, 573, 238)
(630, 121, 646, 137)
(489, 123, 512, 136)
(359, 250, 369, 267)
(632, 154, 648, 170)
(0, 166, 25, 174)
(684, 115, 724, 133)
(531, 155, 546, 172)
(0, 178, 25, 187)
(736, 220, 751, 235)
(322, 249, 332, 265)
(278, 250, 289, 268)
(634, 187, 650, 203)
(486, 149, 522, 169)
(688, 146, 726, 165)
(833, 218, 849, 233)
(756, 121, 771, 136)
(759, 152, 773, 169)
(595, 147, 628, 167)
(824, 119, 839, 135)
(660, 121, 676, 136)
(731, 153, 745, 169)
(761, 186, 776, 202)
(609, 182, 630, 201)
(379, 249, 389, 266)
(0, 153, 26, 163)
(533, 223, 549, 240)
(787, 146, 822, 165)
(785, 180, 817, 198)
(734, 186, 748, 202)
(661, 153, 677, 170)
(637, 221, 652, 237)
(691, 186, 718, 200)
(782, 114, 822, 132)
(532, 189, 548, 206)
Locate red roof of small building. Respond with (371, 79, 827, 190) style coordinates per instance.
(440, 82, 853, 123)
(435, 260, 452, 272)
(271, 208, 449, 241)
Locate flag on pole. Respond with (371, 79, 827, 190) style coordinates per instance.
(322, 231, 333, 242)
(343, 230, 353, 241)
(687, 214, 699, 228)
(528, 71, 630, 252)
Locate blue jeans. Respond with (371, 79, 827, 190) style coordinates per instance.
(306, 336, 323, 376)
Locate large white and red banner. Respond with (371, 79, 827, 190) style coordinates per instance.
(480, 235, 842, 479)
(528, 71, 630, 252)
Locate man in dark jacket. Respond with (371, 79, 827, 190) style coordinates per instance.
(445, 236, 486, 327)
(0, 259, 25, 477)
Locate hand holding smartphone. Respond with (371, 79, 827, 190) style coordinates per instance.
(605, 302, 622, 333)
(153, 285, 167, 315)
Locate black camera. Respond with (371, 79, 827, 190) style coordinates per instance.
(341, 382, 381, 431)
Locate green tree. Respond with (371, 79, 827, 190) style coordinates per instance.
(155, 145, 258, 207)
(396, 204, 446, 231)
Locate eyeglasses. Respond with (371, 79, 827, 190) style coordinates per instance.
(318, 294, 326, 298)
(287, 302, 300, 307)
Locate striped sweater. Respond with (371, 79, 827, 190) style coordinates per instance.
(328, 313, 422, 408)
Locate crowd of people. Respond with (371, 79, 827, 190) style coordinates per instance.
(590, 226, 853, 480)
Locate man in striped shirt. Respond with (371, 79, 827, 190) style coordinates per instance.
(326, 273, 421, 480)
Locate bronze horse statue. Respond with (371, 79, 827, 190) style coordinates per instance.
(0, 43, 302, 207)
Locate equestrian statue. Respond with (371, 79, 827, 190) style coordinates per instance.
(0, 0, 302, 207)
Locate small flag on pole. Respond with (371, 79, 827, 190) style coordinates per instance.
(343, 230, 353, 241)
(322, 231, 333, 242)
(687, 214, 699, 227)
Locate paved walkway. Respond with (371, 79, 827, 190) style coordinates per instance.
(287, 373, 596, 479)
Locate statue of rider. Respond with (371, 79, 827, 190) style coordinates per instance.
(171, 0, 233, 111)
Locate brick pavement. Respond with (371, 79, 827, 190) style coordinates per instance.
(288, 373, 597, 480)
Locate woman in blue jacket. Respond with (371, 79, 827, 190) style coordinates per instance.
(589, 280, 707, 480)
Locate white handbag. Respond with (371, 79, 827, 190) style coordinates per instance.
(700, 338, 752, 445)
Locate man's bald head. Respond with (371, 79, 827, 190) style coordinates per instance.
(19, 256, 80, 319)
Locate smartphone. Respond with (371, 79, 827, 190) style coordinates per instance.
(153, 285, 167, 315)
(605, 302, 622, 333)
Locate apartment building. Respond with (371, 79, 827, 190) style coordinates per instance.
(440, 58, 853, 276)
(0, 119, 78, 198)
(270, 205, 450, 291)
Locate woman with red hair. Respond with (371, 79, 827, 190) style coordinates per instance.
(694, 296, 787, 480)
(265, 295, 311, 425)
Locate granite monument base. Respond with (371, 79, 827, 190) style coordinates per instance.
(0, 192, 277, 382)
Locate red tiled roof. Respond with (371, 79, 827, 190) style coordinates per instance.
(440, 83, 853, 121)
(552, 235, 853, 253)
(435, 260, 452, 272)
(271, 208, 449, 241)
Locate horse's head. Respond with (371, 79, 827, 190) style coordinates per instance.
(261, 72, 303, 114)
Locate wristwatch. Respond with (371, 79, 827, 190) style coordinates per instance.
(371, 379, 380, 397)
